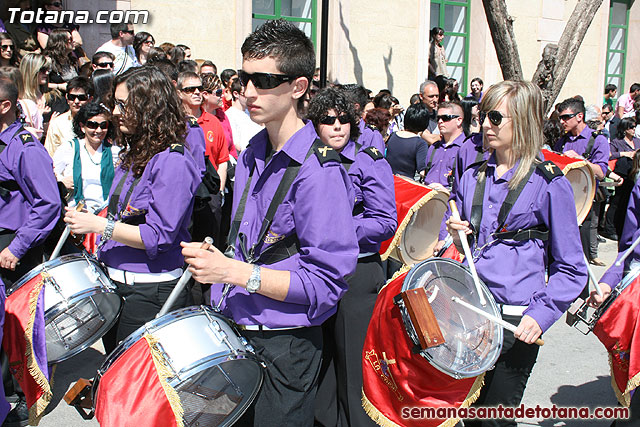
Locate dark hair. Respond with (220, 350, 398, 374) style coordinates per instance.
(365, 108, 391, 133)
(557, 97, 585, 116)
(92, 51, 115, 66)
(471, 77, 483, 87)
(631, 83, 640, 93)
(440, 78, 460, 103)
(133, 31, 154, 61)
(616, 117, 636, 140)
(604, 83, 617, 94)
(220, 69, 237, 86)
(339, 84, 369, 114)
(199, 60, 217, 75)
(72, 100, 112, 139)
(0, 33, 20, 67)
(543, 118, 564, 148)
(0, 77, 18, 110)
(201, 73, 222, 92)
(147, 47, 166, 62)
(241, 19, 315, 109)
(112, 66, 187, 177)
(373, 92, 394, 109)
(176, 44, 190, 51)
(44, 28, 76, 72)
(409, 93, 421, 105)
(176, 71, 200, 89)
(91, 69, 113, 102)
(230, 79, 243, 100)
(110, 23, 131, 40)
(168, 46, 185, 65)
(147, 57, 178, 81)
(67, 76, 93, 96)
(430, 27, 444, 43)
(460, 97, 479, 137)
(177, 60, 198, 74)
(404, 102, 430, 133)
(159, 42, 174, 54)
(307, 87, 361, 143)
(602, 103, 613, 113)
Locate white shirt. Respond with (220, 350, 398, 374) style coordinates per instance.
(225, 106, 263, 153)
(53, 139, 120, 211)
(96, 40, 140, 75)
(44, 110, 74, 156)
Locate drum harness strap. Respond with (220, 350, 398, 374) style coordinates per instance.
(226, 139, 324, 266)
(557, 130, 600, 160)
(469, 160, 548, 256)
(340, 142, 366, 217)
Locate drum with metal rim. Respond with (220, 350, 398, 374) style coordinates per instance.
(93, 306, 263, 427)
(398, 258, 503, 379)
(9, 254, 122, 364)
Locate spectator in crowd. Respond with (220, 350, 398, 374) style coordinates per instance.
(615, 83, 640, 118)
(53, 101, 119, 212)
(423, 100, 464, 190)
(96, 22, 139, 75)
(159, 42, 174, 56)
(44, 76, 92, 156)
(439, 77, 460, 103)
(409, 93, 421, 105)
(220, 68, 238, 111)
(199, 60, 216, 75)
(428, 26, 448, 80)
(0, 66, 42, 139)
(168, 46, 185, 64)
(225, 78, 262, 153)
(385, 102, 429, 179)
(177, 60, 198, 74)
(35, 0, 83, 51)
(543, 117, 564, 150)
(176, 44, 191, 59)
(133, 31, 154, 65)
(461, 97, 480, 137)
(610, 117, 640, 160)
(43, 28, 79, 92)
(604, 83, 617, 108)
(465, 77, 483, 102)
(91, 51, 115, 72)
(0, 33, 19, 68)
(340, 83, 385, 151)
(4, 0, 40, 56)
(202, 72, 237, 159)
(146, 46, 166, 62)
(418, 79, 440, 143)
(19, 53, 55, 139)
(364, 107, 391, 140)
(91, 68, 114, 104)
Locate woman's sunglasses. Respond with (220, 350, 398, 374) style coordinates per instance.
(0, 45, 14, 51)
(238, 70, 296, 90)
(204, 88, 223, 97)
(320, 115, 350, 125)
(85, 120, 109, 130)
(480, 110, 511, 126)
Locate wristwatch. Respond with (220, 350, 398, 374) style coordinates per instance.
(246, 264, 261, 293)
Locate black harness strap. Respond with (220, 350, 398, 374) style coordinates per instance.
(425, 144, 438, 173)
(107, 171, 142, 221)
(340, 142, 362, 173)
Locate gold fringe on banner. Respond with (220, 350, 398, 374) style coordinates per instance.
(608, 352, 640, 408)
(144, 334, 185, 427)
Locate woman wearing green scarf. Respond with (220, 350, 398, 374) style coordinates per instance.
(53, 101, 120, 212)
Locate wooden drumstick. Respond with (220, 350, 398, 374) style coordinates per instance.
(157, 237, 213, 318)
(452, 296, 544, 346)
(615, 233, 640, 267)
(50, 201, 86, 261)
(448, 200, 487, 306)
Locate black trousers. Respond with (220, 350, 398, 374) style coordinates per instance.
(101, 277, 186, 354)
(465, 314, 540, 427)
(235, 326, 323, 427)
(580, 201, 601, 261)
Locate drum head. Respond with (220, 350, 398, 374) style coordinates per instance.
(401, 258, 503, 378)
(45, 291, 121, 363)
(398, 191, 449, 265)
(564, 167, 594, 225)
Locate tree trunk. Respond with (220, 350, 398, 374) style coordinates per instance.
(481, 0, 523, 81)
(532, 0, 605, 112)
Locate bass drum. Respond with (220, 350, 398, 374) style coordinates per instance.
(9, 254, 121, 364)
(93, 306, 263, 426)
(399, 258, 503, 379)
(380, 175, 449, 265)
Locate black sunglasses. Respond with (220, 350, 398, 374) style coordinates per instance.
(0, 45, 14, 51)
(49, 1, 62, 6)
(320, 114, 350, 125)
(121, 30, 134, 35)
(204, 88, 223, 97)
(180, 85, 203, 94)
(96, 61, 114, 68)
(85, 120, 109, 130)
(67, 93, 89, 102)
(238, 70, 296, 90)
(558, 112, 579, 121)
(437, 114, 459, 122)
(480, 110, 512, 126)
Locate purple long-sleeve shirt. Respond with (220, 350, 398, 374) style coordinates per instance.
(601, 176, 640, 288)
(453, 154, 587, 332)
(212, 122, 358, 328)
(554, 126, 610, 177)
(185, 118, 206, 178)
(340, 140, 397, 253)
(424, 132, 465, 188)
(0, 121, 60, 258)
(357, 119, 385, 152)
(98, 145, 200, 273)
(609, 137, 640, 160)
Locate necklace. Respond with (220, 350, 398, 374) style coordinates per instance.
(83, 142, 101, 166)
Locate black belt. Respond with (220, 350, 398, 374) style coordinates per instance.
(492, 224, 549, 242)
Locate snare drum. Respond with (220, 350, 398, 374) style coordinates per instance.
(10, 254, 121, 364)
(94, 306, 263, 427)
(380, 175, 449, 265)
(399, 258, 503, 379)
(542, 149, 596, 224)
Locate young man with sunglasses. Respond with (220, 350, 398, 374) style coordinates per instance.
(423, 100, 465, 189)
(91, 51, 115, 72)
(181, 20, 358, 426)
(96, 23, 139, 75)
(44, 76, 93, 156)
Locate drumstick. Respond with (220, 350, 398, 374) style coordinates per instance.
(584, 254, 603, 297)
(615, 233, 640, 267)
(157, 237, 213, 318)
(451, 296, 544, 346)
(50, 201, 86, 260)
(448, 200, 487, 306)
